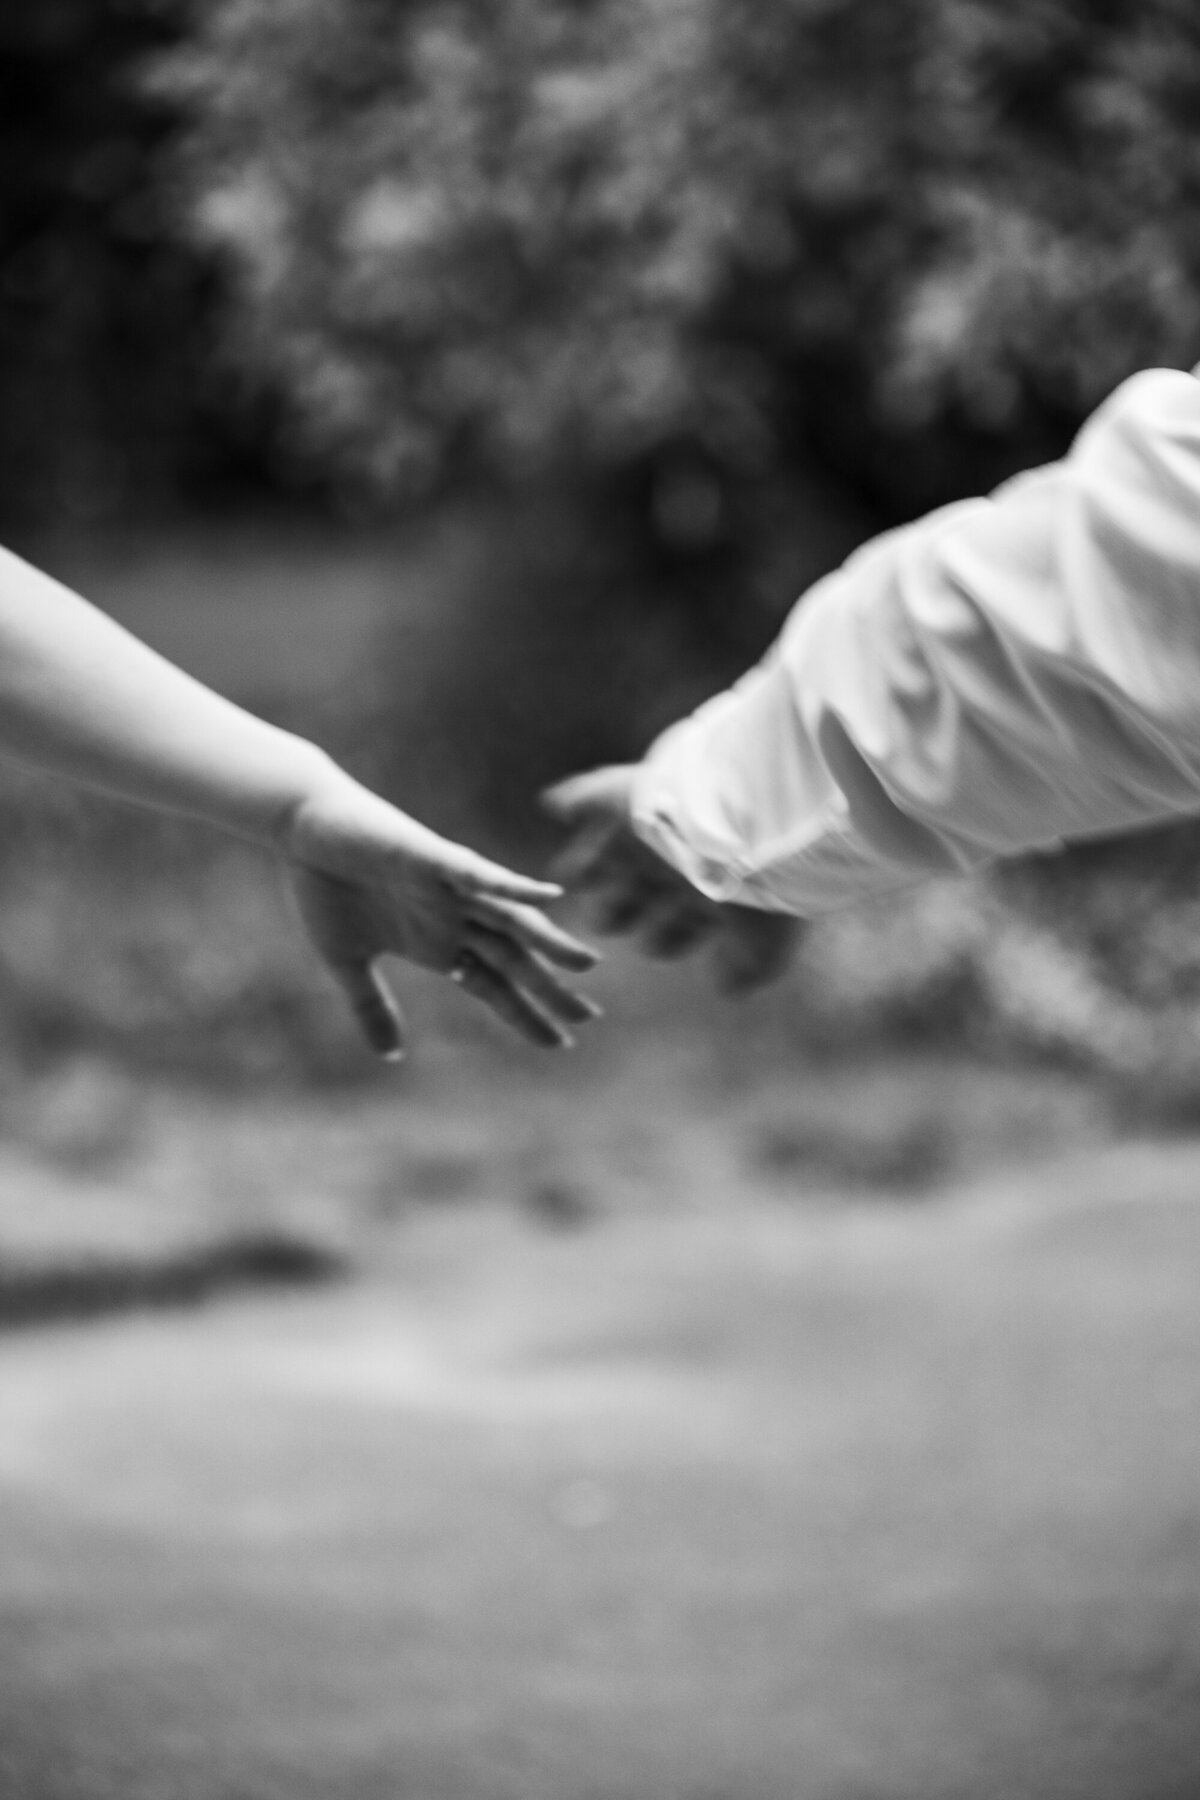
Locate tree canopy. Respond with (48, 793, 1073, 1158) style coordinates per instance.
(169, 0, 1200, 528)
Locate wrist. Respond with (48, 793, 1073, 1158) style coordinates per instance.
(261, 739, 352, 859)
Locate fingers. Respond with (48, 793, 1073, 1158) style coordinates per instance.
(465, 924, 601, 1028)
(541, 766, 632, 824)
(443, 845, 563, 907)
(328, 957, 407, 1061)
(555, 842, 672, 937)
(640, 897, 715, 959)
(450, 948, 578, 1049)
(713, 912, 801, 994)
(545, 768, 649, 897)
(596, 872, 666, 934)
(468, 896, 598, 970)
(549, 814, 629, 891)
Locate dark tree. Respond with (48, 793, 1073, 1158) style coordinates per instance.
(169, 0, 1200, 539)
(0, 0, 266, 525)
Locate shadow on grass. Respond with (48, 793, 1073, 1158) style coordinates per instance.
(0, 1231, 348, 1331)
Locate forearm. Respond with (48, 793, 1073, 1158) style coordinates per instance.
(0, 543, 342, 848)
(632, 367, 1200, 916)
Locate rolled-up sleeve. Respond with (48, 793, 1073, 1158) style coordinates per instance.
(631, 366, 1200, 915)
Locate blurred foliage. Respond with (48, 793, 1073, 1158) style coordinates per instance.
(0, 0, 284, 525)
(168, 0, 1200, 549)
(6, 0, 1200, 567)
(160, 0, 1200, 839)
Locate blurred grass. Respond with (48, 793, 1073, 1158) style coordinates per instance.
(3, 1146, 1200, 1798)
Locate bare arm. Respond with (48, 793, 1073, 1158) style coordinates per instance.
(0, 543, 599, 1056)
(0, 542, 358, 843)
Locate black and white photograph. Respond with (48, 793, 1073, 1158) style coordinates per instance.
(2, 3, 1200, 1796)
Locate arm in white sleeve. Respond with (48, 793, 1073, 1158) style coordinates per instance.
(631, 366, 1200, 915)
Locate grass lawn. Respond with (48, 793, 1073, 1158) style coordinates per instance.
(2, 1082, 1200, 1800)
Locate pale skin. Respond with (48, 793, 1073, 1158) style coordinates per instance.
(544, 765, 799, 991)
(0, 544, 599, 1059)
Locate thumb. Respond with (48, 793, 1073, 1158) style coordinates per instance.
(541, 765, 633, 825)
(328, 957, 407, 1061)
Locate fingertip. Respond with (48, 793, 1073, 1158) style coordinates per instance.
(475, 902, 600, 970)
(555, 940, 602, 972)
(542, 768, 620, 819)
(540, 780, 575, 820)
(364, 1008, 406, 1057)
(526, 1011, 575, 1052)
(361, 965, 406, 1057)
(548, 846, 606, 894)
(476, 874, 564, 904)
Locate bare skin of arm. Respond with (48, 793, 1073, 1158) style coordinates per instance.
(0, 543, 599, 1058)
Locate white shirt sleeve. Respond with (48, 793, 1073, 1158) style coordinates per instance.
(630, 366, 1200, 916)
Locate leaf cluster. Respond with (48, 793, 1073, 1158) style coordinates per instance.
(168, 0, 1200, 517)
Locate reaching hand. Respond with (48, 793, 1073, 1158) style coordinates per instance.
(543, 765, 799, 993)
(280, 768, 600, 1059)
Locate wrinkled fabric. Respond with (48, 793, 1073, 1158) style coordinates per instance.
(632, 366, 1200, 915)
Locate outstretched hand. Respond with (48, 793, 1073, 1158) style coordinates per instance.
(280, 768, 600, 1059)
(543, 765, 799, 993)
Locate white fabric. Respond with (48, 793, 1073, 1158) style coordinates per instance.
(631, 366, 1200, 915)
